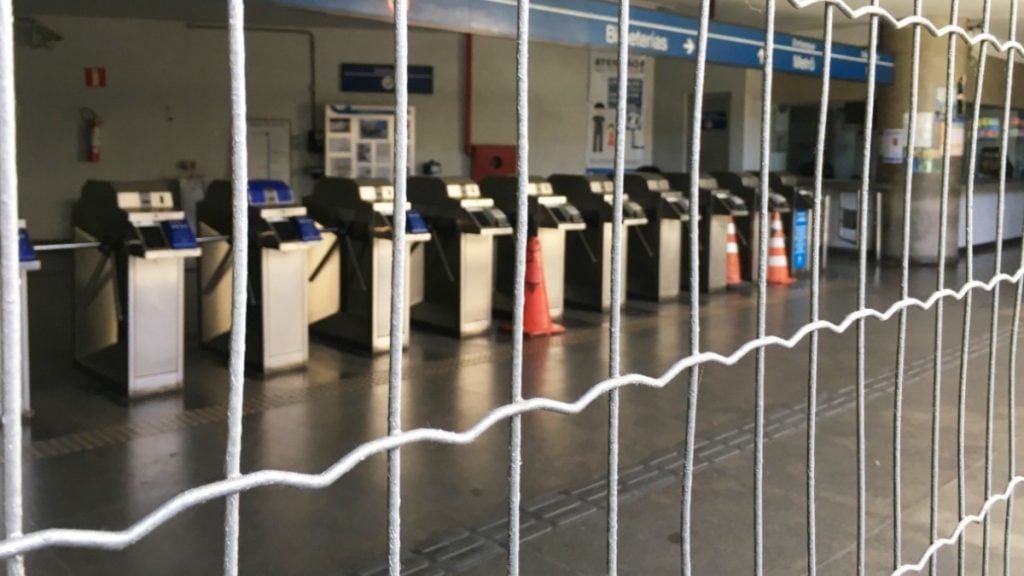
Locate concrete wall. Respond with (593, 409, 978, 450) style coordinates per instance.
(652, 57, 688, 172)
(16, 15, 468, 238)
(15, 14, 814, 238)
(650, 58, 764, 173)
(467, 36, 590, 177)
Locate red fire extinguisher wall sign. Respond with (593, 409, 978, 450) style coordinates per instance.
(84, 67, 106, 88)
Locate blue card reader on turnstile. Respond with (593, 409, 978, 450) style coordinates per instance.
(406, 210, 429, 235)
(161, 219, 199, 250)
(18, 226, 36, 264)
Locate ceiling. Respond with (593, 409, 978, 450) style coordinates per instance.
(13, 0, 388, 29)
(644, 0, 1021, 40)
(13, 0, 1022, 44)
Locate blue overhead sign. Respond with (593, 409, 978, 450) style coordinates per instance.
(275, 0, 893, 83)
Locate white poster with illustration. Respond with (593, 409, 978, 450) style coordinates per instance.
(586, 52, 654, 172)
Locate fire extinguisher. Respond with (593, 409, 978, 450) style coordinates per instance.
(80, 107, 102, 163)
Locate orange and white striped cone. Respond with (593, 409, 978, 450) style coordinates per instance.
(725, 217, 743, 286)
(501, 236, 565, 337)
(767, 211, 796, 285)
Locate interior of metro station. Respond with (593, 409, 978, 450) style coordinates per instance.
(6, 0, 1024, 573)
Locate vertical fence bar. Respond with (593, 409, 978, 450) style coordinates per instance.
(807, 7, 833, 575)
(892, 0, 922, 569)
(931, 1, 961, 574)
(1001, 13, 1021, 575)
(506, 0, 530, 569)
(954, 3, 987, 569)
(987, 32, 1011, 576)
(0, 0, 23, 573)
(606, 0, 629, 571)
(855, 4, 879, 575)
(959, 3, 993, 574)
(1006, 127, 1023, 576)
(387, 0, 410, 572)
(679, 0, 711, 572)
(754, 0, 777, 571)
(223, 0, 249, 574)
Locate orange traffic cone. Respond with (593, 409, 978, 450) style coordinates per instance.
(767, 211, 796, 285)
(726, 217, 743, 286)
(504, 236, 565, 337)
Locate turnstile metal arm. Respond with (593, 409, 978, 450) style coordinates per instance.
(428, 225, 456, 284)
(308, 236, 340, 283)
(203, 243, 234, 296)
(733, 223, 749, 247)
(342, 235, 370, 293)
(630, 225, 655, 259)
(573, 229, 600, 264)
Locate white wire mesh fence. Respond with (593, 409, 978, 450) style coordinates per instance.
(0, 0, 1022, 574)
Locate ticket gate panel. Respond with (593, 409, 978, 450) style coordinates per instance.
(305, 177, 427, 354)
(72, 181, 199, 397)
(13, 222, 38, 415)
(563, 223, 627, 312)
(537, 227, 566, 319)
(623, 173, 686, 302)
(658, 219, 682, 299)
(128, 255, 185, 395)
(550, 174, 644, 311)
(307, 235, 412, 353)
(199, 181, 318, 372)
(706, 216, 729, 290)
(480, 176, 586, 321)
(262, 247, 309, 371)
(372, 238, 413, 350)
(408, 176, 511, 337)
(460, 234, 495, 335)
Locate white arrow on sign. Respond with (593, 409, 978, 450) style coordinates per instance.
(683, 37, 695, 55)
(757, 47, 765, 65)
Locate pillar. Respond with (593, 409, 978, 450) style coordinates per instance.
(877, 26, 966, 264)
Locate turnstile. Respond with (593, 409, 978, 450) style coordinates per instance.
(198, 180, 321, 373)
(304, 178, 431, 353)
(623, 173, 690, 301)
(407, 176, 513, 337)
(479, 175, 586, 320)
(10, 221, 39, 416)
(72, 180, 200, 397)
(770, 172, 817, 276)
(548, 174, 648, 311)
(665, 173, 748, 293)
(712, 172, 791, 282)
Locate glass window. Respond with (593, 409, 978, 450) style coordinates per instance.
(970, 107, 1024, 180)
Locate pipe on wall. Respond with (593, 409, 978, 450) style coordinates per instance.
(186, 23, 318, 137)
(464, 33, 473, 156)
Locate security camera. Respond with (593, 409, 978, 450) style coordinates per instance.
(16, 18, 63, 50)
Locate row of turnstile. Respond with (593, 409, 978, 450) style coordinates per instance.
(11, 171, 820, 405)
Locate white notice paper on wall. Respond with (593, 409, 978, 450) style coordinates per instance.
(902, 112, 934, 148)
(949, 121, 965, 157)
(882, 128, 906, 164)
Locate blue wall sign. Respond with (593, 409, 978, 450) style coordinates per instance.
(276, 0, 893, 83)
(791, 209, 809, 270)
(341, 63, 434, 94)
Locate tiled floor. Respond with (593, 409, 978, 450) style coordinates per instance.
(12, 247, 1023, 574)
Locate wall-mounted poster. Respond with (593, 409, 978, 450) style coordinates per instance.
(324, 104, 416, 179)
(586, 52, 654, 172)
